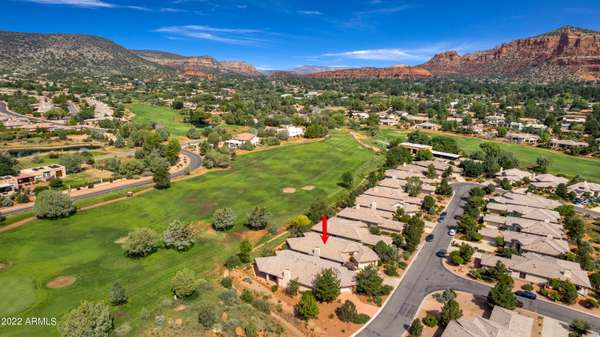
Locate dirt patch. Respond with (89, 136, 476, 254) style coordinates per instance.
(0, 261, 14, 271)
(301, 185, 315, 191)
(47, 276, 76, 289)
(114, 237, 127, 244)
(282, 187, 296, 194)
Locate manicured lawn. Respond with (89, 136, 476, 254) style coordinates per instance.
(372, 129, 600, 183)
(128, 102, 191, 137)
(0, 132, 380, 337)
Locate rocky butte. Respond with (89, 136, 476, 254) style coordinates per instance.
(421, 26, 600, 81)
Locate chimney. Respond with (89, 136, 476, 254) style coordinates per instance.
(313, 248, 320, 258)
(371, 202, 377, 210)
(403, 162, 406, 167)
(354, 204, 361, 210)
(282, 269, 292, 284)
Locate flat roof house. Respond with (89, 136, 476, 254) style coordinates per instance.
(479, 253, 591, 294)
(549, 139, 588, 150)
(531, 173, 569, 189)
(311, 217, 393, 246)
(17, 164, 66, 187)
(486, 215, 566, 239)
(254, 250, 356, 291)
(286, 232, 379, 269)
(338, 206, 405, 233)
(495, 168, 533, 183)
(355, 194, 420, 215)
(0, 175, 18, 195)
(506, 132, 539, 145)
(441, 306, 533, 337)
(568, 181, 600, 199)
(481, 228, 569, 257)
(363, 186, 423, 205)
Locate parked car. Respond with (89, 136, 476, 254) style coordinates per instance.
(426, 234, 434, 242)
(448, 228, 456, 236)
(438, 212, 446, 222)
(515, 290, 537, 300)
(436, 249, 447, 257)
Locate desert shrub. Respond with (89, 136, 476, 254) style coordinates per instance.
(33, 189, 76, 219)
(123, 228, 160, 257)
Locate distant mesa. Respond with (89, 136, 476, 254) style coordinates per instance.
(133, 49, 261, 79)
(420, 25, 600, 81)
(305, 65, 432, 79)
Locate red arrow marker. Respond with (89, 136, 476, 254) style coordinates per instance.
(321, 215, 328, 244)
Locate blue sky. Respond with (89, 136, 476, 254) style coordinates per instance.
(3, 0, 600, 70)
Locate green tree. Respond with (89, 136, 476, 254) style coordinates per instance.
(307, 199, 334, 223)
(172, 268, 197, 298)
(408, 318, 423, 337)
(213, 208, 236, 230)
(336, 300, 359, 322)
(60, 301, 113, 337)
(313, 268, 341, 302)
(288, 214, 312, 237)
(435, 178, 453, 196)
(421, 195, 436, 214)
(163, 220, 194, 251)
(33, 189, 76, 219)
(110, 283, 127, 306)
(534, 157, 550, 173)
(60, 154, 84, 174)
(570, 319, 591, 337)
(487, 279, 517, 309)
(238, 240, 252, 263)
(152, 161, 170, 189)
(439, 299, 462, 327)
(297, 292, 319, 320)
(340, 171, 354, 189)
(0, 151, 19, 176)
(246, 206, 269, 230)
(356, 265, 385, 297)
(373, 241, 397, 263)
(404, 215, 425, 252)
(123, 228, 160, 257)
(405, 177, 423, 197)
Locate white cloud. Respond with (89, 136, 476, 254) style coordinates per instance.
(24, 0, 152, 10)
(160, 7, 188, 13)
(298, 10, 322, 15)
(24, 0, 114, 7)
(154, 25, 263, 45)
(322, 43, 477, 62)
(323, 48, 430, 61)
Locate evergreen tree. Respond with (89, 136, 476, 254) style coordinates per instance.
(313, 268, 341, 302)
(297, 292, 319, 320)
(439, 299, 462, 327)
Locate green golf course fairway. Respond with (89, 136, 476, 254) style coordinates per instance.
(128, 102, 191, 137)
(373, 129, 600, 184)
(0, 132, 381, 337)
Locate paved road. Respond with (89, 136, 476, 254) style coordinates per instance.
(357, 182, 600, 337)
(0, 149, 202, 216)
(575, 205, 600, 219)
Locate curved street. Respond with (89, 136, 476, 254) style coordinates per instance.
(0, 149, 202, 216)
(356, 182, 600, 337)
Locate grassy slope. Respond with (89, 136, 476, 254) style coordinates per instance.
(372, 129, 600, 183)
(128, 102, 191, 137)
(0, 132, 381, 337)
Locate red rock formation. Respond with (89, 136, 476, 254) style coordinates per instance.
(306, 65, 432, 79)
(422, 26, 600, 80)
(135, 51, 260, 79)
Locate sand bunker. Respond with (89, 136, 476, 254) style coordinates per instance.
(301, 185, 315, 191)
(47, 276, 76, 288)
(282, 187, 296, 193)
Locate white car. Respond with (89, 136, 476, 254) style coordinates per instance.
(448, 228, 456, 236)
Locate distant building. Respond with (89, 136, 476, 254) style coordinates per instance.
(0, 176, 18, 195)
(17, 164, 66, 187)
(549, 139, 588, 150)
(506, 132, 539, 145)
